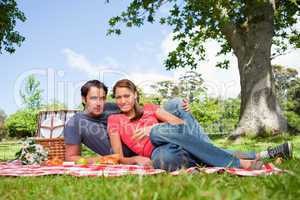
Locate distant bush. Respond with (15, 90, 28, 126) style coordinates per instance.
(190, 98, 240, 135)
(285, 111, 300, 134)
(0, 109, 7, 140)
(282, 77, 300, 134)
(4, 109, 38, 138)
(3, 101, 69, 139)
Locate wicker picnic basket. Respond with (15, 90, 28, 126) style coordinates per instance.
(35, 110, 78, 160)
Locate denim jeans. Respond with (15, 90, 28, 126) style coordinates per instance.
(150, 98, 256, 171)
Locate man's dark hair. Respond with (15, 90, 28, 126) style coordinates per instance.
(81, 80, 108, 107)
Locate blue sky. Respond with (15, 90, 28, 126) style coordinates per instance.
(0, 1, 299, 115)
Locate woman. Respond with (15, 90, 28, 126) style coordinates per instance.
(108, 79, 292, 170)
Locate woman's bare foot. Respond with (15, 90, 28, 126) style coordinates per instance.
(240, 159, 264, 170)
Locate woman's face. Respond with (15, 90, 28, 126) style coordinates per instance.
(114, 87, 137, 113)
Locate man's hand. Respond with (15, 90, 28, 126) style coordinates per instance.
(133, 156, 153, 167)
(182, 99, 190, 112)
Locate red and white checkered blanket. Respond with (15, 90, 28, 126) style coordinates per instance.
(0, 160, 283, 177)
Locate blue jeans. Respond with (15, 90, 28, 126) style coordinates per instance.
(150, 98, 256, 171)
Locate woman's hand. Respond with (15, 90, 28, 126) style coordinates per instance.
(182, 99, 190, 112)
(132, 126, 153, 140)
(133, 156, 153, 167)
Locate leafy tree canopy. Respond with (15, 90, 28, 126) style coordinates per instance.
(107, 0, 299, 69)
(20, 75, 43, 110)
(0, 0, 26, 54)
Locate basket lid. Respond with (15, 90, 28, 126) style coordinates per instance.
(36, 110, 79, 138)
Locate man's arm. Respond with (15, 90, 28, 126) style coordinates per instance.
(65, 144, 102, 164)
(65, 144, 81, 162)
(64, 115, 102, 164)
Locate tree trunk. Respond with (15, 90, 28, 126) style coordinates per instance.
(223, 1, 287, 139)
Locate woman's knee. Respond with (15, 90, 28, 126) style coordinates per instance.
(152, 144, 195, 172)
(163, 98, 183, 114)
(152, 149, 182, 171)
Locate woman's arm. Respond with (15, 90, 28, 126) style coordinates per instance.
(109, 130, 132, 164)
(132, 106, 184, 140)
(109, 130, 152, 166)
(155, 108, 184, 125)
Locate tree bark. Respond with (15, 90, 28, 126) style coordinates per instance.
(223, 1, 287, 139)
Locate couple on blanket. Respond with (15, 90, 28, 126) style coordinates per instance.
(64, 79, 292, 171)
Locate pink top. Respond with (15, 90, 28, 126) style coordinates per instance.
(108, 104, 160, 157)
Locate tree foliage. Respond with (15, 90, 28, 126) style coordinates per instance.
(4, 101, 68, 139)
(4, 109, 38, 138)
(178, 70, 205, 102)
(0, 108, 6, 140)
(107, 0, 300, 69)
(150, 70, 206, 101)
(0, 108, 6, 123)
(20, 75, 43, 109)
(273, 64, 298, 103)
(273, 65, 300, 133)
(191, 97, 240, 135)
(284, 77, 300, 133)
(151, 80, 180, 100)
(0, 0, 26, 54)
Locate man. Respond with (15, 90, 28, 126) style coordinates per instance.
(64, 80, 193, 169)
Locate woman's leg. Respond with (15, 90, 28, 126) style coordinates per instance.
(224, 150, 256, 160)
(163, 98, 211, 143)
(151, 143, 197, 171)
(150, 123, 242, 168)
(163, 98, 257, 160)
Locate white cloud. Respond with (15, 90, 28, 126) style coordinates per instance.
(272, 49, 300, 72)
(272, 20, 300, 71)
(159, 33, 240, 98)
(193, 41, 240, 99)
(103, 56, 120, 68)
(135, 41, 155, 52)
(161, 32, 178, 56)
(127, 72, 174, 94)
(159, 31, 300, 99)
(62, 48, 119, 78)
(62, 48, 174, 93)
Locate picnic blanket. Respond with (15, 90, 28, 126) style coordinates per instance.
(0, 160, 283, 177)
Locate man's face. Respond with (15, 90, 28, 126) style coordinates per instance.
(82, 86, 106, 117)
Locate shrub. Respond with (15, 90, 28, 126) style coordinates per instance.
(285, 111, 300, 134)
(191, 98, 240, 135)
(0, 109, 7, 140)
(4, 109, 38, 138)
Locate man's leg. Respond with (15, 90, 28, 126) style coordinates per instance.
(163, 98, 256, 160)
(151, 143, 197, 172)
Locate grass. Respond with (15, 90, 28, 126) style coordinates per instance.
(0, 135, 300, 200)
(0, 140, 22, 161)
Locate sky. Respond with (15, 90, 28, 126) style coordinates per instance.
(0, 0, 299, 115)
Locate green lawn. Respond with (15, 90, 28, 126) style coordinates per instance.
(0, 140, 22, 162)
(1, 135, 300, 200)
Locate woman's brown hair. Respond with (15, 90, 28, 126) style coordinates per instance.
(112, 79, 144, 121)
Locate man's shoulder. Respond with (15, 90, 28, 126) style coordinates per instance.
(69, 112, 85, 120)
(65, 112, 83, 127)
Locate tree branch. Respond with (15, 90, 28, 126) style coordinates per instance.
(221, 22, 244, 57)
